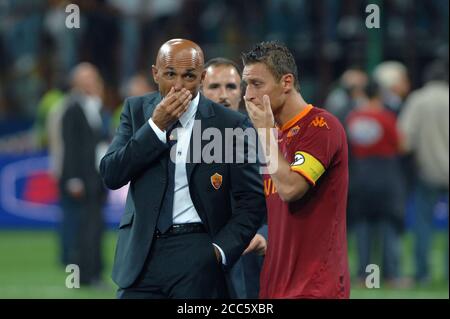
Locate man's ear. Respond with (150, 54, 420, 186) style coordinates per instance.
(200, 69, 206, 83)
(281, 74, 294, 93)
(151, 65, 159, 84)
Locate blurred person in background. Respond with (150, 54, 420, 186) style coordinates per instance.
(373, 61, 410, 115)
(398, 60, 449, 285)
(325, 68, 369, 124)
(324, 68, 369, 235)
(49, 62, 109, 287)
(346, 81, 409, 288)
(373, 61, 415, 210)
(202, 57, 267, 299)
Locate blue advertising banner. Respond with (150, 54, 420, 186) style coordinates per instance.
(0, 151, 125, 229)
(0, 152, 447, 230)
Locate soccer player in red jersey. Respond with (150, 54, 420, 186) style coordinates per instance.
(242, 42, 350, 298)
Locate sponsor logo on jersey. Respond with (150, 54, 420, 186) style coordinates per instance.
(309, 116, 330, 129)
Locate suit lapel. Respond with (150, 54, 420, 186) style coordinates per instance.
(143, 93, 161, 123)
(143, 93, 167, 169)
(186, 94, 215, 182)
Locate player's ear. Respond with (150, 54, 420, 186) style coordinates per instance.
(281, 74, 294, 93)
(151, 65, 159, 84)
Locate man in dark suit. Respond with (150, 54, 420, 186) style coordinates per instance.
(202, 57, 267, 298)
(55, 62, 108, 286)
(100, 39, 266, 298)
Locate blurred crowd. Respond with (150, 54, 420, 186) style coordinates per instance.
(329, 60, 448, 287)
(0, 0, 448, 288)
(0, 0, 448, 123)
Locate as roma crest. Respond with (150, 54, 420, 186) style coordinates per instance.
(211, 173, 223, 190)
(287, 125, 300, 138)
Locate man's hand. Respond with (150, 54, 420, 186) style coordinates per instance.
(244, 95, 275, 129)
(152, 87, 192, 131)
(66, 178, 85, 199)
(242, 234, 267, 256)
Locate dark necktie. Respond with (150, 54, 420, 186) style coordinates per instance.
(157, 121, 182, 234)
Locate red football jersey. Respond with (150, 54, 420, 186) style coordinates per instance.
(260, 105, 350, 299)
(346, 108, 400, 158)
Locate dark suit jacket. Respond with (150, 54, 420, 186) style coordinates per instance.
(60, 93, 106, 201)
(100, 92, 266, 289)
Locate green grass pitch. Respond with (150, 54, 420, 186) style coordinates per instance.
(0, 230, 447, 299)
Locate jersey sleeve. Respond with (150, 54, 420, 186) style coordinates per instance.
(289, 113, 343, 186)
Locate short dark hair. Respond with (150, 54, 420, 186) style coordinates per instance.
(364, 80, 381, 99)
(241, 41, 300, 91)
(204, 58, 242, 78)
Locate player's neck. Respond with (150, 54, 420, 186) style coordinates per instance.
(275, 91, 309, 128)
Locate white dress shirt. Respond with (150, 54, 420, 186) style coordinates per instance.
(148, 93, 227, 265)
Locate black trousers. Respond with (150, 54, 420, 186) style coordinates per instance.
(78, 199, 104, 284)
(117, 232, 229, 299)
(60, 193, 104, 285)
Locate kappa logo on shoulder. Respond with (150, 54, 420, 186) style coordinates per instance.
(309, 116, 330, 129)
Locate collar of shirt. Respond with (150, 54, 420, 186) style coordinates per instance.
(178, 92, 199, 128)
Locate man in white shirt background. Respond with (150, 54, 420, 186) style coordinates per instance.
(51, 62, 108, 286)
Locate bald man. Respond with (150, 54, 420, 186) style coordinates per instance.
(53, 62, 107, 286)
(100, 39, 266, 298)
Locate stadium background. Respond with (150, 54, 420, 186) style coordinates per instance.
(0, 0, 448, 298)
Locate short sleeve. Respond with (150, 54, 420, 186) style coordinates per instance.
(288, 113, 342, 185)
